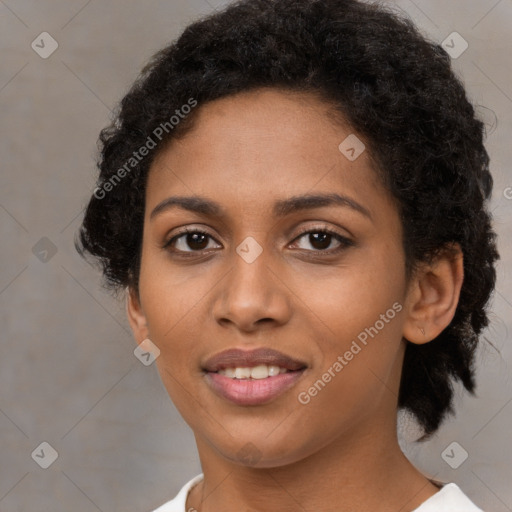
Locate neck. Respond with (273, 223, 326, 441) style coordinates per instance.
(187, 413, 439, 512)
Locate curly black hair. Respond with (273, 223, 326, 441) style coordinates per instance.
(76, 0, 499, 440)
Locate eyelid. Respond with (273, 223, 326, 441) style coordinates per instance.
(291, 223, 352, 241)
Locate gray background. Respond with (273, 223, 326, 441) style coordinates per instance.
(1, 0, 511, 511)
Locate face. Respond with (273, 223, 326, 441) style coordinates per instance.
(129, 88, 413, 467)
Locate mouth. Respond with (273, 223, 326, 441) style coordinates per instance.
(202, 347, 308, 406)
(216, 364, 297, 379)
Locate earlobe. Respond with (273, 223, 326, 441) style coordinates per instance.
(126, 287, 149, 342)
(402, 244, 464, 345)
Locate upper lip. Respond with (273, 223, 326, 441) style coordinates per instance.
(203, 348, 307, 372)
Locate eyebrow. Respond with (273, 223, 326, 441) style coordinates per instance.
(150, 193, 372, 221)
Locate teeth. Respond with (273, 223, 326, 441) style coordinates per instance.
(224, 368, 236, 378)
(250, 365, 270, 379)
(217, 365, 289, 379)
(234, 367, 251, 379)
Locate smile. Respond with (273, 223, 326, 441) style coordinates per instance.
(202, 347, 308, 405)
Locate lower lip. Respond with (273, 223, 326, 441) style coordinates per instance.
(204, 370, 306, 406)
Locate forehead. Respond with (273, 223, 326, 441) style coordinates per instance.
(146, 88, 392, 220)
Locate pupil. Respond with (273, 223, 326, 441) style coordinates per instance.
(310, 232, 330, 250)
(188, 233, 208, 250)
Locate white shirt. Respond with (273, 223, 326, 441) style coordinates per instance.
(151, 473, 484, 511)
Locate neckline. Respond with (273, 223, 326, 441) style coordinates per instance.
(183, 474, 449, 510)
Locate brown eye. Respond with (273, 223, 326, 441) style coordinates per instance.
(291, 227, 354, 254)
(182, 232, 209, 250)
(307, 232, 332, 250)
(164, 229, 221, 253)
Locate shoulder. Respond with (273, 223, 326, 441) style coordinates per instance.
(412, 482, 484, 512)
(151, 474, 204, 512)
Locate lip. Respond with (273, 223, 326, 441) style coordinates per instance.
(202, 347, 308, 406)
(204, 370, 306, 406)
(202, 347, 307, 372)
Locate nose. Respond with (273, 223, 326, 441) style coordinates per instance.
(212, 245, 292, 333)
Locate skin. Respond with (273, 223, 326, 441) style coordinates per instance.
(127, 88, 464, 512)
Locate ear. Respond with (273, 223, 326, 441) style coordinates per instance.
(126, 286, 149, 343)
(402, 243, 464, 344)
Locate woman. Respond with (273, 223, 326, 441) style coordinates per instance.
(76, 0, 498, 510)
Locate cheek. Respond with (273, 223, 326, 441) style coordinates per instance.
(139, 237, 208, 331)
(137, 256, 210, 385)
(294, 240, 406, 398)
(300, 238, 406, 335)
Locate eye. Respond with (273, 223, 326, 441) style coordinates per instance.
(163, 225, 354, 256)
(290, 226, 353, 253)
(163, 228, 221, 253)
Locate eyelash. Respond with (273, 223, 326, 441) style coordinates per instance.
(162, 225, 354, 256)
